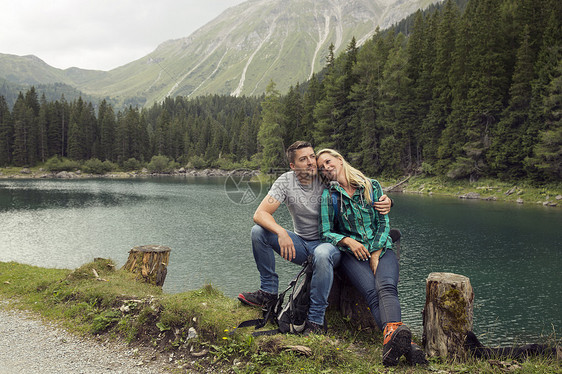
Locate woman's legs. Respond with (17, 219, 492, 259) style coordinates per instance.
(340, 249, 401, 330)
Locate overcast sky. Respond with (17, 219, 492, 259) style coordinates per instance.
(1, 0, 247, 71)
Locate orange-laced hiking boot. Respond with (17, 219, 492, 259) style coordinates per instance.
(382, 322, 412, 366)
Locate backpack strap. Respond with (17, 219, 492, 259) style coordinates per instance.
(232, 257, 313, 336)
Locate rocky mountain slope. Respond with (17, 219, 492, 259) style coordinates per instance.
(0, 0, 438, 106)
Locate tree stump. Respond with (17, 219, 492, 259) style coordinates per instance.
(327, 268, 379, 331)
(423, 272, 474, 359)
(122, 245, 171, 287)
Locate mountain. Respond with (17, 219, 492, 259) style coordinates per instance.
(0, 0, 439, 107)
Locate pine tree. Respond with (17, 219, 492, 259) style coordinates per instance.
(350, 29, 392, 175)
(443, 0, 510, 180)
(37, 94, 49, 163)
(98, 99, 116, 161)
(525, 59, 562, 180)
(257, 81, 286, 172)
(282, 84, 304, 145)
(490, 26, 535, 178)
(313, 39, 358, 152)
(0, 95, 12, 166)
(12, 92, 36, 166)
(67, 98, 85, 160)
(423, 1, 460, 167)
(377, 33, 413, 175)
(300, 73, 322, 142)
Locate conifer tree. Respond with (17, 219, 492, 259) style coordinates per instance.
(12, 93, 35, 166)
(490, 26, 535, 178)
(98, 99, 116, 161)
(423, 0, 460, 167)
(525, 59, 562, 180)
(282, 84, 304, 145)
(37, 94, 49, 163)
(0, 95, 12, 166)
(257, 81, 286, 172)
(377, 33, 413, 175)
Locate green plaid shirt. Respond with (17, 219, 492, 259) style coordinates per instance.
(319, 179, 392, 256)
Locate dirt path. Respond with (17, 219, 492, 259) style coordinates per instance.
(0, 307, 167, 374)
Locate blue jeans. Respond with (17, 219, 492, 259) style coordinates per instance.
(251, 224, 341, 325)
(340, 249, 401, 330)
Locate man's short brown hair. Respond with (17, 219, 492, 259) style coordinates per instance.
(286, 141, 313, 164)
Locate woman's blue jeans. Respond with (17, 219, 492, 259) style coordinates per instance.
(340, 249, 401, 330)
(251, 224, 341, 326)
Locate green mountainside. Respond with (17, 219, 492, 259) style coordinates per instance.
(0, 0, 438, 107)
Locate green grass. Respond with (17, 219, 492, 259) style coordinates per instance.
(1, 260, 560, 373)
(380, 176, 562, 206)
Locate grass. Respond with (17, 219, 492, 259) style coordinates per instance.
(1, 260, 560, 373)
(381, 176, 562, 206)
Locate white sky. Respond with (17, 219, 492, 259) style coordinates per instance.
(0, 0, 247, 71)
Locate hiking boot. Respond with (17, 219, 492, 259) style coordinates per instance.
(238, 289, 276, 308)
(382, 322, 412, 367)
(303, 320, 325, 336)
(405, 342, 428, 366)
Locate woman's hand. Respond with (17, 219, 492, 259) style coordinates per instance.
(369, 249, 382, 275)
(373, 194, 391, 215)
(341, 237, 371, 261)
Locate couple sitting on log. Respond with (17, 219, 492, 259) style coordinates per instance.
(237, 141, 426, 367)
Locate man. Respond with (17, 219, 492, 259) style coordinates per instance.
(238, 141, 392, 333)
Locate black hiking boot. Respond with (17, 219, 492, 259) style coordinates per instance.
(406, 342, 428, 366)
(382, 322, 412, 367)
(238, 289, 277, 308)
(303, 320, 325, 336)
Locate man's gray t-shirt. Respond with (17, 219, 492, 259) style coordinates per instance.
(267, 171, 325, 241)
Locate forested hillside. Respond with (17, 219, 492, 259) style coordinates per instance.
(0, 0, 560, 183)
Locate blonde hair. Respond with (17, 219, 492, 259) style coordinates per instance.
(316, 148, 373, 204)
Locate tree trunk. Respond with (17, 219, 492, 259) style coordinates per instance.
(423, 272, 474, 359)
(122, 245, 171, 287)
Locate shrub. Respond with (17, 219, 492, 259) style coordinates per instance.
(123, 158, 142, 171)
(44, 156, 80, 172)
(102, 160, 118, 173)
(147, 155, 178, 173)
(82, 158, 105, 174)
(82, 158, 117, 174)
(188, 155, 207, 169)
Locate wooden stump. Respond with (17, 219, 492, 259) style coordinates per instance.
(122, 245, 171, 287)
(328, 268, 379, 331)
(423, 272, 474, 359)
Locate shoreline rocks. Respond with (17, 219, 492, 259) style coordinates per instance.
(1, 168, 260, 180)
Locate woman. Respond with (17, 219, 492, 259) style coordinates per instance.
(316, 148, 426, 367)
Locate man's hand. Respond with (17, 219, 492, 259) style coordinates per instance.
(373, 194, 391, 215)
(341, 237, 371, 262)
(278, 231, 296, 261)
(369, 249, 382, 276)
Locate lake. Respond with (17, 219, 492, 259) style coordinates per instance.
(0, 177, 560, 346)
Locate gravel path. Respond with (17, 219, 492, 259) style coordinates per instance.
(0, 307, 167, 374)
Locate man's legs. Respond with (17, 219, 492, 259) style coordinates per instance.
(307, 242, 341, 326)
(250, 224, 310, 295)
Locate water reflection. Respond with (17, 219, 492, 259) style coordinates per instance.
(0, 180, 147, 211)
